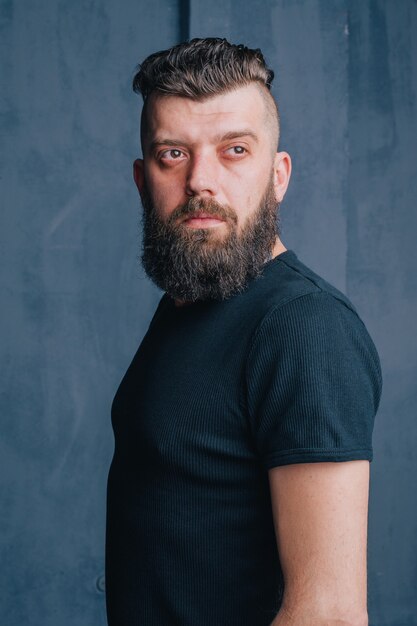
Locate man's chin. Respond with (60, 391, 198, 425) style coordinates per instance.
(175, 221, 230, 246)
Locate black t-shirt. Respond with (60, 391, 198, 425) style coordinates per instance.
(105, 250, 382, 626)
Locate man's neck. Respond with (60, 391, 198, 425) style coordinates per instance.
(270, 238, 287, 259)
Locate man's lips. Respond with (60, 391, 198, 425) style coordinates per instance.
(182, 212, 225, 222)
(182, 213, 226, 227)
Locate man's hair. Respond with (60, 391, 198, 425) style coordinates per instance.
(133, 37, 280, 151)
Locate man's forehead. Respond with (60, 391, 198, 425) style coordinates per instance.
(145, 84, 268, 139)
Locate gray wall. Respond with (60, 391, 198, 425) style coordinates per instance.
(1, 1, 416, 624)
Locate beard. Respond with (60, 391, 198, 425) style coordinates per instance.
(139, 173, 280, 302)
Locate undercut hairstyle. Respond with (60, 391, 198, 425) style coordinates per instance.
(132, 37, 280, 153)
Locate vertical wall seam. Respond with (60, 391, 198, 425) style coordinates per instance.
(346, 2, 351, 298)
(179, 0, 190, 41)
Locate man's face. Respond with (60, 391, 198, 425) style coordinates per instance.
(134, 83, 291, 303)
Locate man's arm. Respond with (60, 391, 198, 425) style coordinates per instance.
(268, 460, 370, 626)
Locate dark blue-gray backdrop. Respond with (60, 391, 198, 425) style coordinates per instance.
(1, 0, 416, 624)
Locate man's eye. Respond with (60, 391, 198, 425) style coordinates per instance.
(226, 146, 247, 156)
(160, 149, 184, 160)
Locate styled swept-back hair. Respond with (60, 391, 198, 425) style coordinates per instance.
(132, 37, 280, 150)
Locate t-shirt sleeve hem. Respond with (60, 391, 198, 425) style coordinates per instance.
(264, 447, 373, 469)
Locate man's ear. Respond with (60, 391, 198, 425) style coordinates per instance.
(273, 151, 292, 203)
(133, 158, 145, 195)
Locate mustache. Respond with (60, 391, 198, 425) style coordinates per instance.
(167, 197, 238, 226)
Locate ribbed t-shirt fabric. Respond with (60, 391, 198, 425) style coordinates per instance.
(105, 249, 382, 626)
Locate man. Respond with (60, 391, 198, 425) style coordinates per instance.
(105, 38, 382, 626)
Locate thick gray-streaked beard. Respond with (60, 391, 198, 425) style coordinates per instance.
(139, 172, 280, 302)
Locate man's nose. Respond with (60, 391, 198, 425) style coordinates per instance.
(185, 154, 220, 197)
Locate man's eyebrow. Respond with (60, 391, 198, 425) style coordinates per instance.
(149, 129, 259, 152)
(149, 138, 184, 151)
(214, 129, 259, 143)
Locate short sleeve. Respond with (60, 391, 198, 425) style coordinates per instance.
(245, 291, 383, 469)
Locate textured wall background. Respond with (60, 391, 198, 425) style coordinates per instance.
(1, 1, 416, 624)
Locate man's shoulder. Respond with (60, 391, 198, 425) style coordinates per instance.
(246, 250, 358, 321)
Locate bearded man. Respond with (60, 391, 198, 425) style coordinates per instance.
(105, 38, 382, 626)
